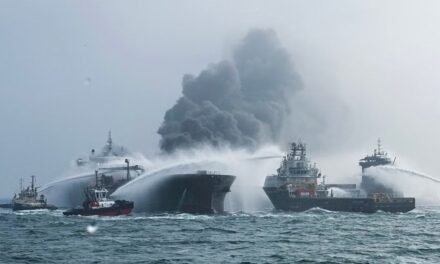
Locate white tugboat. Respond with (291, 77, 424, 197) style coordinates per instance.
(12, 176, 57, 211)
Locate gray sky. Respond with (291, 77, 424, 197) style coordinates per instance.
(2, 1, 440, 196)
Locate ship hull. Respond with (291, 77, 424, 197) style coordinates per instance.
(264, 188, 377, 213)
(264, 188, 415, 213)
(12, 203, 57, 211)
(135, 173, 236, 214)
(375, 198, 415, 213)
(63, 201, 134, 216)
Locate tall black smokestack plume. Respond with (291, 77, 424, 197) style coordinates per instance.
(158, 29, 302, 152)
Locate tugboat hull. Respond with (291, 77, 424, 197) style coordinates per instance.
(63, 200, 134, 216)
(12, 203, 57, 211)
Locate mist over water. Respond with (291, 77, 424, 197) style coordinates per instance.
(113, 145, 282, 212)
(366, 165, 440, 205)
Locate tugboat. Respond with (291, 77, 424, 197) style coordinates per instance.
(12, 176, 57, 211)
(263, 142, 377, 213)
(263, 141, 415, 213)
(63, 171, 134, 216)
(359, 139, 415, 212)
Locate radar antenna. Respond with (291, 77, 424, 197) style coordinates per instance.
(107, 131, 113, 151)
(20, 177, 23, 191)
(31, 175, 35, 191)
(377, 138, 382, 154)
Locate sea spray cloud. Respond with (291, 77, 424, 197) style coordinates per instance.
(365, 165, 440, 205)
(158, 29, 302, 152)
(112, 145, 283, 212)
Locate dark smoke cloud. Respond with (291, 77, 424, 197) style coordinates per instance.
(158, 29, 302, 152)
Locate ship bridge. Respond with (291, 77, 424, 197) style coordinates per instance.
(277, 142, 319, 178)
(359, 139, 392, 171)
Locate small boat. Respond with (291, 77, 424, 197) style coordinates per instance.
(63, 171, 134, 216)
(12, 176, 57, 211)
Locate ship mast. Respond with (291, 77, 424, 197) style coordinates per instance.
(107, 131, 113, 152)
(95, 170, 99, 188)
(31, 175, 35, 191)
(377, 138, 382, 155)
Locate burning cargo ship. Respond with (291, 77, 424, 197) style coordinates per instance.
(42, 132, 235, 214)
(263, 141, 415, 213)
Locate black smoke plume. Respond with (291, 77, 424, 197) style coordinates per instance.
(158, 29, 302, 152)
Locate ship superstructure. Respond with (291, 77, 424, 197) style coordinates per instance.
(76, 131, 137, 167)
(359, 139, 396, 195)
(264, 142, 321, 198)
(359, 139, 415, 211)
(75, 132, 145, 193)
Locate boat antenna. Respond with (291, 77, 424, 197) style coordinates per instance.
(125, 158, 130, 181)
(31, 175, 35, 191)
(20, 177, 23, 191)
(95, 170, 99, 187)
(107, 131, 113, 152)
(377, 138, 382, 154)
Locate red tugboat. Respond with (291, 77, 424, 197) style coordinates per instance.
(63, 171, 134, 216)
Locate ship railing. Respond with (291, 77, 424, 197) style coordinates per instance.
(196, 170, 219, 175)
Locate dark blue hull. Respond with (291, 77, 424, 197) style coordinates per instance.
(264, 188, 415, 213)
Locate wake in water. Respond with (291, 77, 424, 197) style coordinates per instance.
(365, 165, 440, 205)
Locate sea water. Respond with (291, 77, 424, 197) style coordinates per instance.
(1, 207, 440, 263)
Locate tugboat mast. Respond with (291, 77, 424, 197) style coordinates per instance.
(31, 175, 35, 191)
(95, 170, 99, 188)
(19, 177, 23, 191)
(107, 131, 113, 153)
(377, 138, 382, 155)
